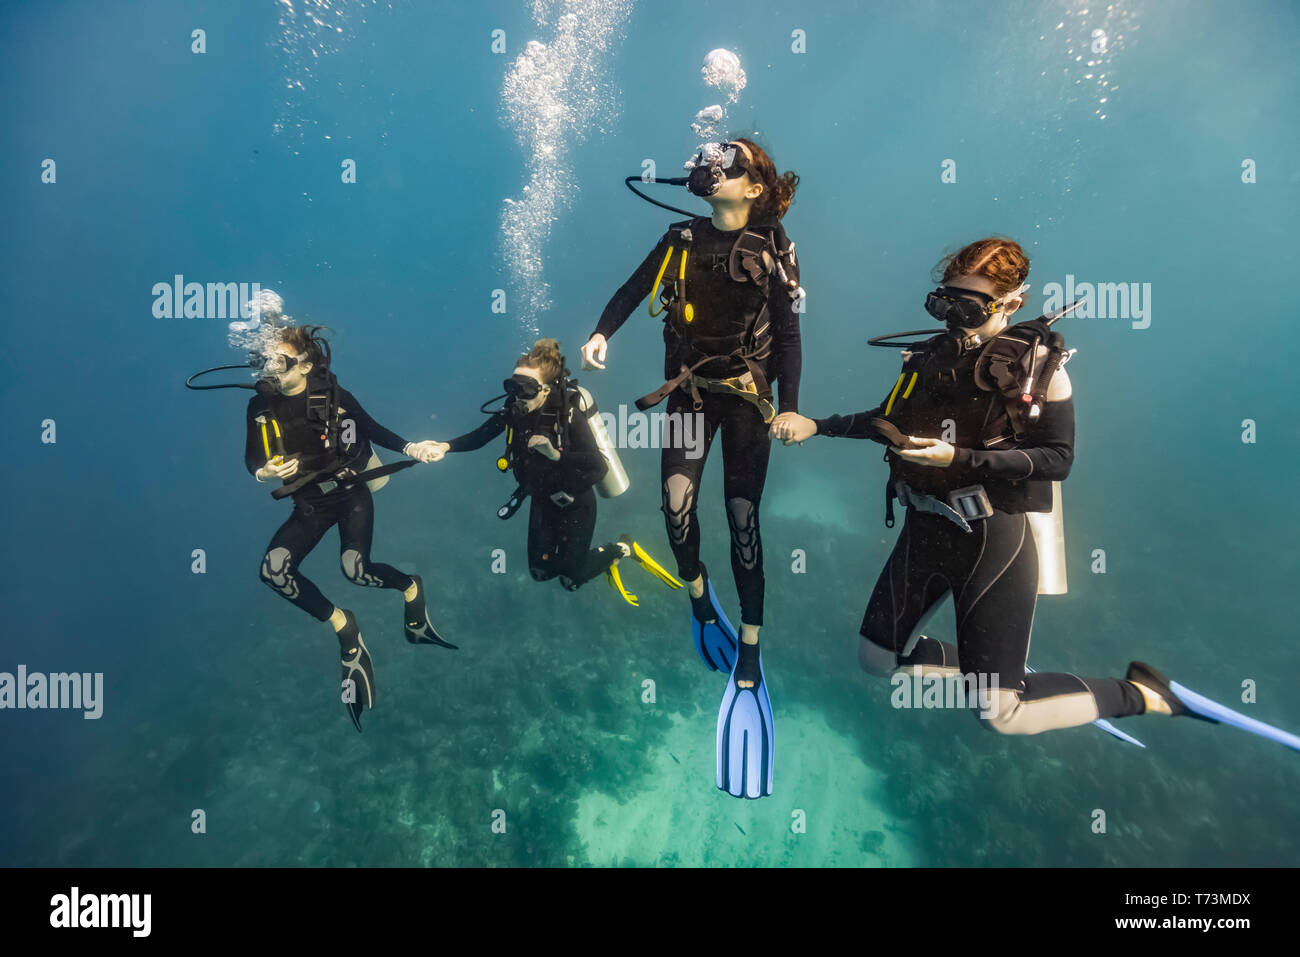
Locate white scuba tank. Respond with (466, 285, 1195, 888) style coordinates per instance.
(1027, 481, 1068, 595)
(574, 385, 629, 498)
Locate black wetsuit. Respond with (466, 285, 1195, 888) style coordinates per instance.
(247, 384, 413, 622)
(593, 217, 803, 626)
(813, 335, 1145, 729)
(447, 389, 620, 589)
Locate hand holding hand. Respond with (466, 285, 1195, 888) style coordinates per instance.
(770, 412, 817, 445)
(404, 440, 448, 463)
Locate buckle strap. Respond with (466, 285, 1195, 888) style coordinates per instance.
(686, 370, 775, 424)
(634, 356, 718, 412)
(894, 482, 994, 533)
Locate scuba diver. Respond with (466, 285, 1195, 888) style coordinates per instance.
(584, 138, 805, 798)
(773, 238, 1300, 754)
(241, 325, 454, 732)
(426, 339, 682, 603)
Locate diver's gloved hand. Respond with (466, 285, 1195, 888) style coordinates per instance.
(527, 435, 561, 460)
(893, 437, 955, 468)
(771, 412, 816, 445)
(255, 456, 300, 482)
(403, 440, 446, 464)
(580, 334, 608, 371)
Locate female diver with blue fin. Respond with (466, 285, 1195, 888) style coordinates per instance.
(774, 238, 1300, 755)
(585, 138, 805, 798)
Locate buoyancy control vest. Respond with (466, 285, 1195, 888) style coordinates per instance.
(494, 379, 629, 519)
(634, 217, 803, 423)
(880, 317, 1074, 514)
(254, 369, 400, 499)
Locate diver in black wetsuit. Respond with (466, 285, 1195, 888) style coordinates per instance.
(777, 239, 1161, 734)
(581, 138, 804, 680)
(246, 326, 454, 732)
(430, 339, 678, 599)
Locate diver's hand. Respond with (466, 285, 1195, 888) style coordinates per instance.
(770, 412, 816, 445)
(580, 334, 608, 371)
(892, 437, 955, 468)
(404, 440, 446, 463)
(528, 435, 561, 460)
(256, 456, 299, 481)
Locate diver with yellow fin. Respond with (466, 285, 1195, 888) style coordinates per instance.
(774, 238, 1300, 755)
(426, 339, 680, 604)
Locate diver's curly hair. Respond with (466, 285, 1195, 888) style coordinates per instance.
(933, 239, 1030, 297)
(517, 338, 568, 385)
(734, 137, 799, 222)
(277, 324, 333, 370)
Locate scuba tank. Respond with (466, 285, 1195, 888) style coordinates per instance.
(574, 385, 628, 498)
(972, 300, 1081, 596)
(1026, 483, 1068, 595)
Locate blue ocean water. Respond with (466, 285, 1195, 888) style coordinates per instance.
(1, 0, 1296, 867)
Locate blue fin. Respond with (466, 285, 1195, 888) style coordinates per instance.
(716, 648, 774, 799)
(1025, 665, 1145, 747)
(1092, 718, 1146, 748)
(1168, 680, 1300, 753)
(691, 579, 738, 672)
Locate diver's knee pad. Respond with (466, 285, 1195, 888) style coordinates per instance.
(260, 547, 300, 600)
(341, 549, 383, 587)
(725, 497, 760, 570)
(662, 473, 696, 546)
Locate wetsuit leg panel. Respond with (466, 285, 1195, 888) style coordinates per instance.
(955, 513, 1146, 732)
(661, 388, 719, 583)
(527, 497, 561, 582)
(859, 514, 954, 676)
(719, 396, 771, 627)
(952, 511, 1038, 689)
(260, 500, 338, 621)
(552, 490, 618, 590)
(336, 485, 413, 591)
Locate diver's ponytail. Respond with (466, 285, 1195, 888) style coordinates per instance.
(734, 137, 799, 221)
(518, 338, 568, 385)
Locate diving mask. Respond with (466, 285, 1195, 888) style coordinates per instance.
(925, 282, 1030, 359)
(504, 373, 548, 416)
(925, 283, 1029, 331)
(686, 141, 750, 197)
(257, 352, 302, 376)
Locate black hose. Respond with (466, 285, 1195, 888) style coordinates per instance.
(185, 365, 257, 390)
(624, 175, 699, 218)
(866, 329, 944, 348)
